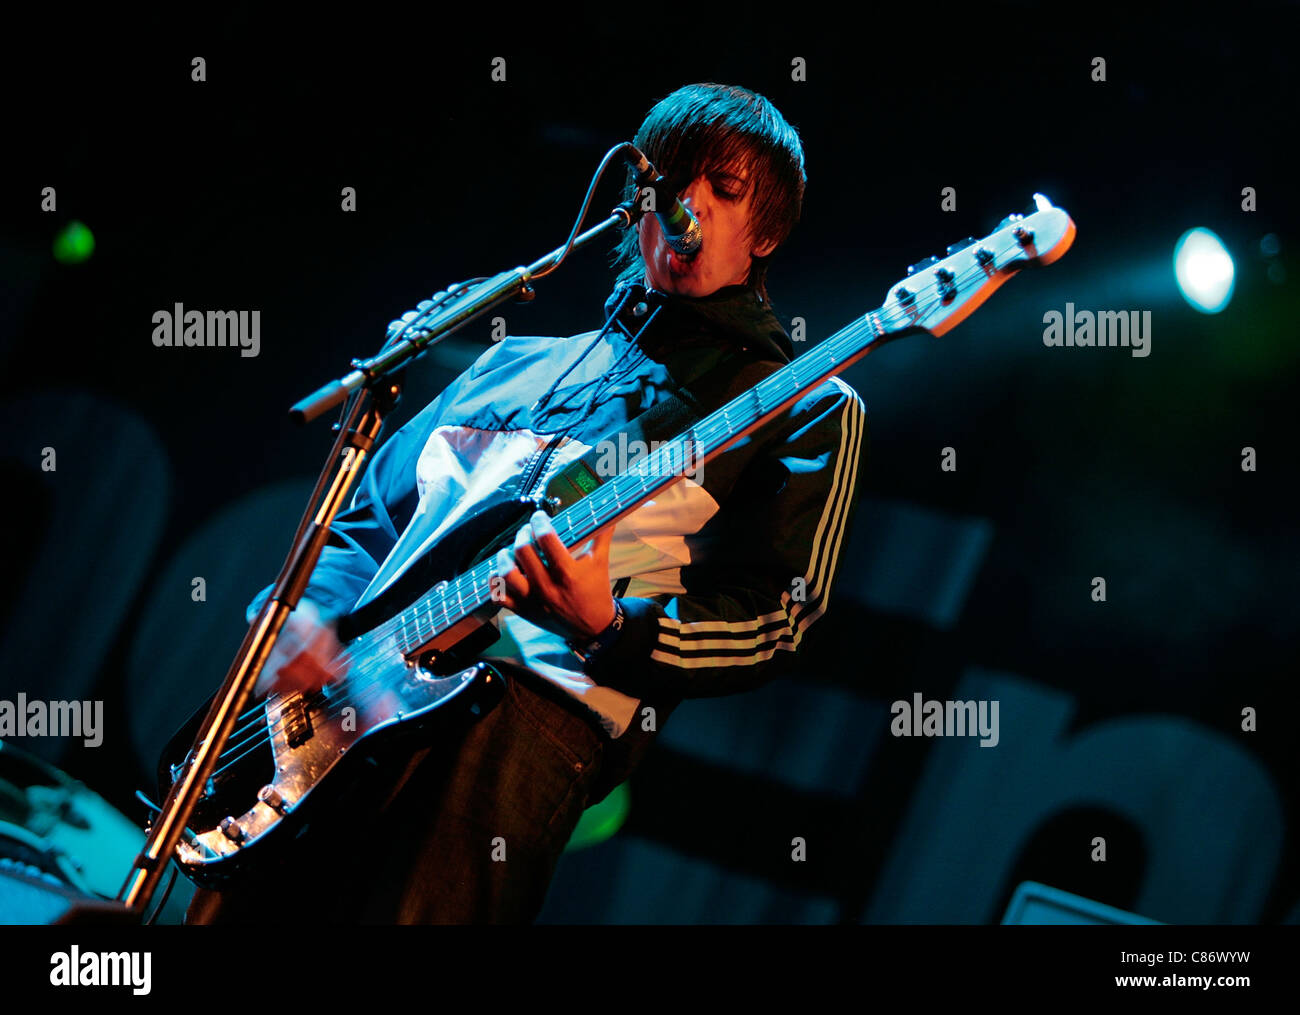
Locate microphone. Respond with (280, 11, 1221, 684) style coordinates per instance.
(621, 144, 703, 258)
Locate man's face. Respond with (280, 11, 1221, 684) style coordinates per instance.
(637, 160, 777, 298)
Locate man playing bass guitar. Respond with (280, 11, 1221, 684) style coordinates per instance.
(186, 82, 866, 924)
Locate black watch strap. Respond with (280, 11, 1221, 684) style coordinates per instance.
(569, 599, 626, 662)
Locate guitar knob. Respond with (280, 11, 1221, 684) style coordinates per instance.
(1013, 225, 1035, 246)
(974, 247, 996, 267)
(258, 785, 288, 814)
(894, 286, 916, 306)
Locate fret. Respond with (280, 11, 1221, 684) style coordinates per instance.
(399, 610, 413, 655)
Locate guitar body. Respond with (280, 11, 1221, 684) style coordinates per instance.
(157, 492, 540, 887)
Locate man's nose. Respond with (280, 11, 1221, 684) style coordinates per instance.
(679, 180, 706, 218)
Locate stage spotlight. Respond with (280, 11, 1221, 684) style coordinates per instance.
(52, 221, 95, 264)
(1174, 227, 1234, 313)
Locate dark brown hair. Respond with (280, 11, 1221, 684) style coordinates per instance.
(611, 83, 806, 302)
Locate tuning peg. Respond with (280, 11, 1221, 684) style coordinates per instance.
(935, 267, 957, 302)
(946, 237, 976, 255)
(906, 255, 940, 276)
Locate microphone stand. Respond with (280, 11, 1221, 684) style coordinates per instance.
(114, 189, 645, 920)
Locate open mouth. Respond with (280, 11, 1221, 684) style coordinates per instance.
(668, 245, 700, 272)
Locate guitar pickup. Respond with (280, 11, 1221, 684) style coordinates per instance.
(280, 696, 314, 748)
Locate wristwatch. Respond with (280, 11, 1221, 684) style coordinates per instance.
(568, 598, 625, 663)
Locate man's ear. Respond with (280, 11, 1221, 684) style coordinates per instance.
(752, 236, 777, 258)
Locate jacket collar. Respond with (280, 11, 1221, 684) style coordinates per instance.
(602, 279, 794, 365)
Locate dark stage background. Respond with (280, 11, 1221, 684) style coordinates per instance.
(2, 6, 1297, 925)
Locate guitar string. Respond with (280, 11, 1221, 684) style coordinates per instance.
(204, 236, 1022, 777)
(202, 232, 1035, 778)
(205, 235, 1023, 779)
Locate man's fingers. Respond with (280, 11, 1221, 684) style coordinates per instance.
(513, 521, 556, 592)
(571, 524, 615, 569)
(323, 646, 351, 683)
(254, 600, 344, 698)
(589, 524, 615, 566)
(254, 668, 278, 698)
(276, 622, 307, 658)
(529, 511, 573, 576)
(272, 651, 332, 694)
(304, 625, 341, 661)
(495, 547, 528, 606)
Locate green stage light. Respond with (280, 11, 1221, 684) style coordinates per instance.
(564, 781, 631, 851)
(53, 220, 95, 264)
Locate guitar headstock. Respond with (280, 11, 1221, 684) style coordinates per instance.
(878, 193, 1076, 338)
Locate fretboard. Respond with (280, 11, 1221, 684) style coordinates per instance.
(380, 304, 908, 657)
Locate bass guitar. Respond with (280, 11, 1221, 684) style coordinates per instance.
(159, 194, 1075, 885)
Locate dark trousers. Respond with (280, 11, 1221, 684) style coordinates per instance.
(184, 667, 607, 924)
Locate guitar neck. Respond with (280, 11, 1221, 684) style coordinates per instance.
(387, 304, 911, 654)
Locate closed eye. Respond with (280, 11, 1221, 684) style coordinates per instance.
(710, 179, 742, 201)
(708, 170, 746, 201)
